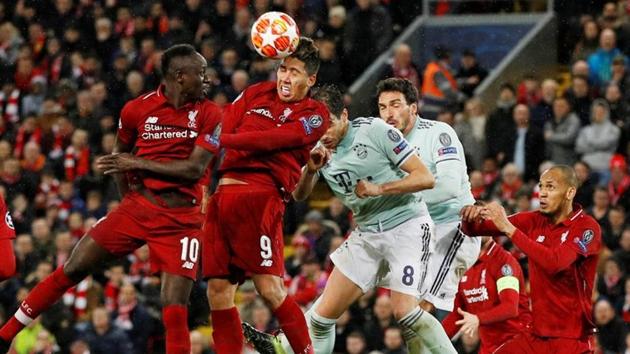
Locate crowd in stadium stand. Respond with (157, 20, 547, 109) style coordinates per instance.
(2, 0, 630, 353)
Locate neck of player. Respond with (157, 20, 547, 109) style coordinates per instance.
(163, 83, 195, 109)
(402, 114, 417, 136)
(552, 200, 574, 225)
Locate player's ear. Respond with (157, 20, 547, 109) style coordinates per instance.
(566, 186, 576, 200)
(409, 102, 418, 116)
(340, 108, 349, 122)
(307, 73, 317, 88)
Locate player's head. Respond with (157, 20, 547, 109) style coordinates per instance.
(277, 37, 320, 102)
(376, 78, 418, 136)
(313, 84, 348, 149)
(161, 44, 209, 100)
(538, 165, 578, 216)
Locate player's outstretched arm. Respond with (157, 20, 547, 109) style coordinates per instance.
(293, 144, 329, 201)
(221, 115, 327, 152)
(96, 146, 214, 181)
(356, 154, 434, 198)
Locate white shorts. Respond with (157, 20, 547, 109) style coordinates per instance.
(420, 220, 481, 311)
(330, 215, 434, 298)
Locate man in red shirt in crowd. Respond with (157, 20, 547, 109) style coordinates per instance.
(0, 44, 222, 354)
(203, 37, 329, 354)
(442, 236, 532, 354)
(461, 165, 601, 353)
(0, 194, 16, 281)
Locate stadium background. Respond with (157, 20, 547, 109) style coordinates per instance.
(0, 0, 627, 353)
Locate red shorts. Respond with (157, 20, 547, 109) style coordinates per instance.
(90, 191, 204, 280)
(0, 238, 16, 280)
(202, 184, 285, 281)
(493, 332, 594, 354)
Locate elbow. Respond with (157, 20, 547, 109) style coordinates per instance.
(292, 190, 308, 202)
(187, 165, 205, 180)
(423, 174, 436, 190)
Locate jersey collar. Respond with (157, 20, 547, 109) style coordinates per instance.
(559, 203, 584, 226)
(477, 240, 497, 263)
(337, 123, 357, 150)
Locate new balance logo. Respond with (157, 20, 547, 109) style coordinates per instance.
(145, 116, 159, 124)
(260, 260, 273, 267)
(182, 261, 195, 269)
(536, 235, 545, 243)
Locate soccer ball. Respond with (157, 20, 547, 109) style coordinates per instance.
(251, 12, 300, 59)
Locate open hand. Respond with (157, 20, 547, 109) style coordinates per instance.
(96, 153, 143, 174)
(455, 308, 480, 338)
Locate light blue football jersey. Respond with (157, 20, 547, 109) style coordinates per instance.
(405, 116, 474, 224)
(319, 117, 429, 232)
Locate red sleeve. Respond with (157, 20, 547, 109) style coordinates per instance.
(442, 283, 465, 337)
(220, 107, 330, 151)
(222, 87, 251, 134)
(195, 103, 222, 154)
(477, 288, 520, 324)
(116, 101, 139, 145)
(511, 229, 579, 274)
(462, 212, 533, 237)
(0, 195, 15, 239)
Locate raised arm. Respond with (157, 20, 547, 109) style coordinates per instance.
(293, 144, 330, 201)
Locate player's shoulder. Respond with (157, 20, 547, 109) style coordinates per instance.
(352, 117, 394, 137)
(122, 89, 162, 115)
(243, 81, 276, 97)
(572, 209, 602, 236)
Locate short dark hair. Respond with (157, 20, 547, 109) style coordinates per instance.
(499, 82, 515, 94)
(376, 78, 419, 105)
(160, 44, 198, 77)
(312, 84, 344, 117)
(288, 37, 320, 75)
(547, 165, 578, 188)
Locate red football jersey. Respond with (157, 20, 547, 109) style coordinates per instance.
(117, 86, 222, 202)
(443, 241, 532, 354)
(463, 205, 601, 339)
(218, 82, 329, 193)
(0, 194, 15, 240)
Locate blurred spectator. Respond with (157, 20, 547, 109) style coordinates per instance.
(251, 301, 275, 334)
(492, 163, 525, 210)
(343, 0, 392, 83)
(79, 306, 133, 354)
(363, 295, 396, 351)
(590, 186, 612, 227)
(383, 326, 407, 354)
(597, 1, 630, 55)
(572, 19, 600, 62)
(608, 55, 630, 101)
(571, 59, 590, 78)
(287, 255, 328, 306)
(516, 74, 540, 107)
(597, 257, 625, 307)
(346, 331, 369, 354)
(285, 234, 311, 278)
(455, 49, 487, 98)
(587, 28, 627, 88)
(594, 298, 627, 353)
(237, 280, 259, 325)
(333, 310, 359, 353)
(64, 129, 90, 182)
(190, 330, 213, 354)
(455, 97, 487, 170)
(604, 83, 629, 128)
(614, 228, 630, 272)
(302, 209, 335, 264)
(565, 75, 593, 126)
(609, 154, 630, 206)
(530, 78, 557, 129)
(421, 46, 462, 120)
(469, 170, 487, 200)
(21, 141, 46, 174)
(104, 263, 125, 312)
(585, 100, 621, 182)
(384, 43, 420, 90)
(505, 104, 545, 182)
(603, 206, 626, 251)
(112, 283, 156, 354)
(574, 161, 597, 209)
(544, 96, 580, 165)
(486, 83, 517, 165)
(52, 231, 73, 269)
(323, 197, 351, 236)
(14, 234, 39, 282)
(316, 37, 343, 88)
